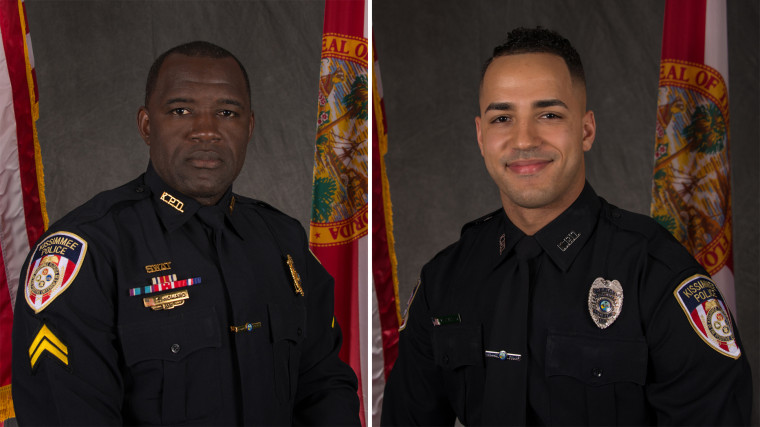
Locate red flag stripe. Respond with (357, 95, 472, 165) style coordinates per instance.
(661, 0, 707, 63)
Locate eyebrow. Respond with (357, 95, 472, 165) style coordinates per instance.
(165, 97, 245, 108)
(484, 99, 569, 113)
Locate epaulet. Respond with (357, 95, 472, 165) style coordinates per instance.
(600, 198, 695, 268)
(234, 195, 289, 216)
(601, 198, 662, 240)
(460, 207, 503, 236)
(54, 176, 150, 228)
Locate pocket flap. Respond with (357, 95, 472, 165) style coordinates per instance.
(432, 323, 483, 370)
(268, 303, 306, 343)
(119, 306, 221, 366)
(546, 333, 647, 386)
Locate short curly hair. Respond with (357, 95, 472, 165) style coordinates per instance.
(480, 27, 585, 87)
(144, 41, 251, 106)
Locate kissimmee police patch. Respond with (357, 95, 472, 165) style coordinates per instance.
(674, 274, 740, 359)
(25, 232, 88, 313)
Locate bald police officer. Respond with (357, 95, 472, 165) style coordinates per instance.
(382, 27, 751, 426)
(13, 41, 359, 425)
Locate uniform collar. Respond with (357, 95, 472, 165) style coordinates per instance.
(493, 182, 601, 272)
(144, 163, 243, 237)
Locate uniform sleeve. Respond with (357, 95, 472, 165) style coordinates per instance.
(643, 268, 752, 425)
(12, 232, 123, 425)
(291, 245, 360, 425)
(381, 272, 456, 426)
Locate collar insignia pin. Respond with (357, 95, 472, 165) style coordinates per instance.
(160, 191, 184, 213)
(499, 233, 506, 255)
(588, 277, 623, 329)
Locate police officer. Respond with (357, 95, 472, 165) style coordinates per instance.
(382, 28, 751, 425)
(12, 41, 360, 425)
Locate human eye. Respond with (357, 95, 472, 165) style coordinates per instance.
(490, 115, 511, 124)
(170, 107, 190, 116)
(540, 112, 562, 120)
(218, 109, 239, 118)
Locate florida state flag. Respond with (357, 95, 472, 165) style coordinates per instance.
(309, 0, 368, 423)
(0, 0, 47, 422)
(651, 0, 735, 314)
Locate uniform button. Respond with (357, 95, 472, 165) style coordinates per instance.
(297, 328, 303, 336)
(442, 355, 449, 364)
(135, 185, 145, 193)
(170, 343, 181, 354)
(592, 368, 603, 378)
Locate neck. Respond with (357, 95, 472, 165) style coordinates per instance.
(501, 182, 585, 236)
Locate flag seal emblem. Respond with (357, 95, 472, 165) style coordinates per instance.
(674, 274, 740, 358)
(587, 277, 623, 329)
(25, 231, 88, 313)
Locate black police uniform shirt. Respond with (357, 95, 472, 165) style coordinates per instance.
(12, 164, 360, 425)
(382, 183, 751, 426)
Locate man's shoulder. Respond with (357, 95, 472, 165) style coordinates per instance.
(425, 208, 504, 267)
(600, 199, 697, 266)
(233, 195, 305, 232)
(51, 175, 150, 231)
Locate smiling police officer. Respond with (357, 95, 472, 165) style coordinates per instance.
(12, 41, 360, 425)
(381, 28, 751, 426)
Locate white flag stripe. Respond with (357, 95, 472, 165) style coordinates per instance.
(704, 0, 729, 86)
(0, 34, 33, 313)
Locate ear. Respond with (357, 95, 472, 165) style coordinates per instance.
(248, 111, 255, 140)
(475, 116, 485, 157)
(137, 107, 151, 146)
(581, 110, 596, 152)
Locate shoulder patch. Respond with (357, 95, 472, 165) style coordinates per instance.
(25, 232, 88, 313)
(399, 278, 421, 332)
(674, 274, 740, 359)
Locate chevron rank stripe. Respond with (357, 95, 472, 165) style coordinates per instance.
(29, 324, 68, 369)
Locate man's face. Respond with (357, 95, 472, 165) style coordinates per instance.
(475, 53, 595, 216)
(138, 54, 254, 205)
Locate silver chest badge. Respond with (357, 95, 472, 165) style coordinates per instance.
(588, 277, 623, 329)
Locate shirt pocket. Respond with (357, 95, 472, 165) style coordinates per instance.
(119, 306, 222, 424)
(268, 302, 306, 402)
(432, 323, 484, 422)
(546, 333, 648, 425)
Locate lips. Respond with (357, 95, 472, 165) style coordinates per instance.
(187, 151, 223, 169)
(506, 158, 552, 175)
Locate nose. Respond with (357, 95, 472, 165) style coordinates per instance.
(512, 119, 540, 150)
(190, 112, 221, 143)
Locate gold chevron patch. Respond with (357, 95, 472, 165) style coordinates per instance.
(29, 324, 69, 369)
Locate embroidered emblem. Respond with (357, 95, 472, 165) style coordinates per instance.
(499, 233, 506, 255)
(399, 278, 421, 331)
(25, 232, 88, 313)
(145, 261, 172, 274)
(128, 275, 201, 296)
(588, 277, 623, 329)
(160, 191, 184, 213)
(674, 274, 740, 359)
(29, 324, 69, 370)
(286, 254, 304, 296)
(557, 231, 580, 252)
(143, 289, 189, 311)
